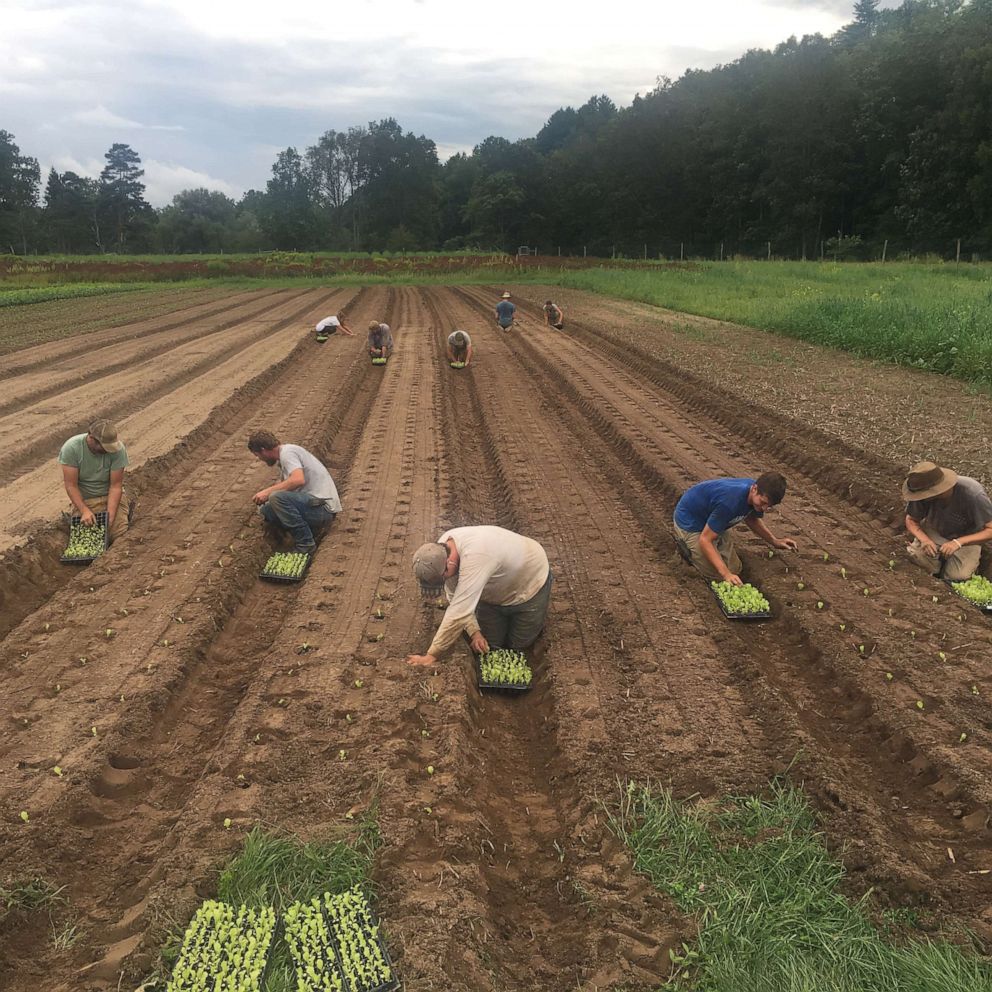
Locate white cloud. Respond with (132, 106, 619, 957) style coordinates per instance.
(73, 105, 184, 131)
(142, 160, 239, 206)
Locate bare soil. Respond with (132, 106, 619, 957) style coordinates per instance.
(0, 286, 990, 991)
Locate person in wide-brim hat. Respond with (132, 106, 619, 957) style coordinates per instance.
(903, 461, 992, 581)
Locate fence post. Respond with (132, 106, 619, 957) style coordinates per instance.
(643, 243, 647, 259)
(680, 242, 684, 261)
(558, 246, 561, 256)
(767, 241, 771, 261)
(583, 245, 587, 258)
(719, 242, 724, 261)
(881, 239, 888, 262)
(956, 238, 961, 263)
(612, 245, 616, 259)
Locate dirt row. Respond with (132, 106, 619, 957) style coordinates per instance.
(0, 286, 989, 991)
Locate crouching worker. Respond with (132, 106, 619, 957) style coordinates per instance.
(405, 525, 552, 667)
(446, 330, 473, 367)
(247, 430, 342, 555)
(673, 472, 797, 585)
(543, 300, 564, 329)
(903, 461, 992, 581)
(367, 320, 394, 359)
(314, 314, 355, 342)
(59, 418, 131, 541)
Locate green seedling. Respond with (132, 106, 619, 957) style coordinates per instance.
(427, 765, 434, 775)
(938, 651, 947, 662)
(796, 582, 805, 591)
(959, 732, 968, 743)
(62, 522, 107, 560)
(53, 766, 63, 777)
(338, 750, 347, 761)
(223, 817, 232, 829)
(479, 649, 534, 686)
(916, 700, 925, 710)
(951, 575, 992, 607)
(354, 679, 363, 689)
(863, 587, 870, 597)
(885, 672, 893, 681)
(262, 551, 310, 580)
(816, 601, 824, 609)
(19, 810, 29, 823)
(90, 726, 97, 737)
(711, 581, 770, 616)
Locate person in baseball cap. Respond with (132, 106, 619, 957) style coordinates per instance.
(58, 419, 131, 539)
(903, 461, 992, 580)
(406, 526, 552, 668)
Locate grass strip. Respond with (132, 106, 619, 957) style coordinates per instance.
(557, 262, 992, 385)
(608, 779, 992, 991)
(0, 283, 162, 307)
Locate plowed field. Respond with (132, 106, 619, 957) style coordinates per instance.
(1, 286, 990, 991)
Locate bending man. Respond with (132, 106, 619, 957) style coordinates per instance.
(673, 472, 797, 585)
(314, 314, 355, 342)
(367, 320, 394, 359)
(446, 330, 473, 366)
(903, 461, 992, 581)
(247, 430, 342, 555)
(406, 525, 552, 666)
(59, 418, 130, 541)
(543, 300, 564, 329)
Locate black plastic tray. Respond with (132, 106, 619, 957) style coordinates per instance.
(711, 584, 772, 621)
(476, 657, 533, 694)
(61, 512, 110, 564)
(259, 552, 312, 584)
(314, 900, 400, 992)
(945, 579, 992, 615)
(371, 357, 388, 366)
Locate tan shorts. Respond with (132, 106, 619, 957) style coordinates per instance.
(673, 522, 741, 581)
(906, 523, 980, 581)
(68, 492, 129, 542)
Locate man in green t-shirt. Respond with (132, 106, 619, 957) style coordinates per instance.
(58, 419, 130, 540)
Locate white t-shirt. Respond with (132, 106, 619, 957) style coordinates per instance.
(427, 526, 549, 657)
(278, 444, 342, 512)
(315, 316, 341, 333)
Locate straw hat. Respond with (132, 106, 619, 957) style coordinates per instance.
(501, 291, 511, 299)
(901, 461, 958, 501)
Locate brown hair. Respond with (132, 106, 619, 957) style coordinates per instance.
(247, 430, 280, 453)
(755, 471, 787, 505)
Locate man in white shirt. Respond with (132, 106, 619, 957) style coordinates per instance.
(314, 314, 355, 342)
(247, 430, 342, 554)
(405, 525, 552, 667)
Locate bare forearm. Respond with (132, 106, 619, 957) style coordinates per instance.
(106, 483, 123, 521)
(955, 526, 992, 548)
(64, 481, 89, 513)
(747, 517, 777, 545)
(905, 515, 929, 541)
(699, 535, 731, 579)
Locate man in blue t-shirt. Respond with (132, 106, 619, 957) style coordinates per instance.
(673, 472, 797, 585)
(495, 292, 516, 330)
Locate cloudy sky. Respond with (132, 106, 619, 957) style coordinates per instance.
(3, 0, 891, 206)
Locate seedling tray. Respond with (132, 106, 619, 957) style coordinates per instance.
(287, 890, 399, 992)
(61, 512, 110, 564)
(945, 578, 992, 615)
(476, 656, 533, 694)
(260, 552, 312, 584)
(371, 357, 388, 365)
(711, 584, 772, 621)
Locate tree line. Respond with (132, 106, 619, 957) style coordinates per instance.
(1, 0, 989, 259)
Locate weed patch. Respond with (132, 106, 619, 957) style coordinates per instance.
(609, 779, 992, 991)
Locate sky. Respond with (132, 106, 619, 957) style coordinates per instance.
(1, 0, 895, 207)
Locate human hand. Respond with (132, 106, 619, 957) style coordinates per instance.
(405, 654, 437, 668)
(80, 508, 96, 527)
(469, 632, 490, 654)
(920, 537, 939, 557)
(775, 538, 799, 552)
(724, 573, 744, 587)
(939, 539, 962, 558)
(252, 489, 269, 506)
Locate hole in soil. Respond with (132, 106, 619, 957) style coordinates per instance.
(108, 753, 142, 770)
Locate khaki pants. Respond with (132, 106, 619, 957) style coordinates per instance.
(68, 492, 129, 542)
(673, 522, 741, 581)
(906, 523, 980, 581)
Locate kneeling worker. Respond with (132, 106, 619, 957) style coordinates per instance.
(446, 330, 473, 366)
(495, 292, 516, 331)
(247, 430, 342, 555)
(367, 320, 394, 359)
(314, 314, 355, 342)
(543, 300, 564, 329)
(903, 461, 992, 580)
(673, 472, 797, 585)
(59, 418, 130, 541)
(406, 525, 552, 667)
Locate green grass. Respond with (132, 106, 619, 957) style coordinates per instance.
(154, 812, 380, 992)
(0, 282, 163, 307)
(0, 876, 65, 919)
(558, 261, 992, 384)
(609, 779, 992, 991)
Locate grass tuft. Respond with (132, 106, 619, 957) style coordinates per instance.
(0, 876, 66, 919)
(609, 779, 992, 991)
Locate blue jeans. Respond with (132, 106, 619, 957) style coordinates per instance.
(259, 491, 334, 552)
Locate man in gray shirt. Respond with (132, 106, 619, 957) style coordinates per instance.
(903, 461, 992, 580)
(247, 430, 341, 554)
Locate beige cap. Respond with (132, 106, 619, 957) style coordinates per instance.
(88, 418, 123, 453)
(413, 542, 447, 591)
(902, 461, 958, 501)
